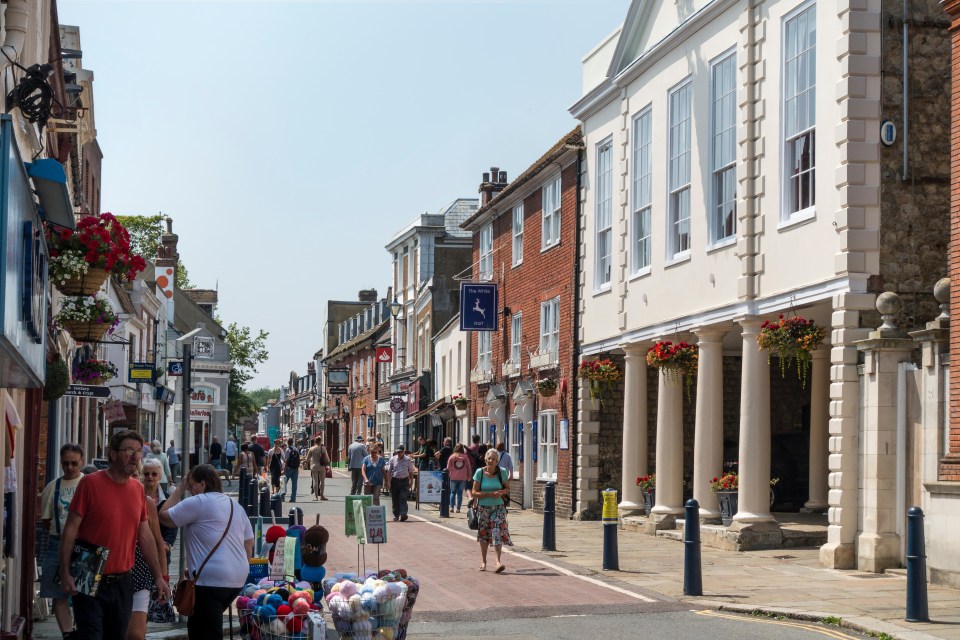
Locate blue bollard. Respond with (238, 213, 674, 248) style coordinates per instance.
(683, 499, 703, 596)
(440, 470, 450, 518)
(905, 506, 929, 622)
(602, 488, 619, 570)
(542, 481, 556, 551)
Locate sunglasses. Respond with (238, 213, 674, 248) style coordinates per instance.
(143, 472, 160, 477)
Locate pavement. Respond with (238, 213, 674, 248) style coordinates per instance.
(32, 468, 960, 640)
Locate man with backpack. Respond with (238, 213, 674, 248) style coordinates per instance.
(283, 437, 301, 502)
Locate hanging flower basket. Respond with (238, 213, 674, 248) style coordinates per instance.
(43, 359, 70, 401)
(452, 393, 469, 410)
(54, 266, 111, 296)
(55, 293, 119, 343)
(578, 359, 623, 400)
(536, 378, 558, 397)
(646, 341, 698, 400)
(45, 213, 147, 285)
(72, 359, 118, 385)
(756, 314, 826, 388)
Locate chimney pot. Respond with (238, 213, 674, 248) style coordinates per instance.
(490, 166, 499, 177)
(482, 172, 490, 183)
(498, 171, 507, 183)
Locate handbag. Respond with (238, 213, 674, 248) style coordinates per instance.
(147, 589, 176, 623)
(325, 466, 333, 479)
(466, 500, 480, 530)
(174, 500, 233, 616)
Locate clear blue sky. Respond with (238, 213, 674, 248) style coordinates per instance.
(58, 0, 627, 390)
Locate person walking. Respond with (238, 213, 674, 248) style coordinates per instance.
(126, 459, 170, 640)
(347, 435, 367, 495)
(236, 443, 256, 479)
(166, 440, 180, 484)
(361, 446, 386, 506)
(384, 447, 414, 522)
(307, 437, 329, 501)
(160, 465, 253, 639)
(283, 437, 301, 502)
(472, 448, 513, 573)
(39, 443, 85, 640)
(223, 436, 238, 473)
(445, 444, 472, 513)
(58, 430, 171, 639)
(209, 437, 223, 469)
(268, 440, 284, 492)
(146, 440, 172, 493)
(249, 435, 266, 477)
(496, 441, 514, 478)
(435, 437, 454, 472)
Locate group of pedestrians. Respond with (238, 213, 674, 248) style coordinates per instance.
(40, 430, 253, 640)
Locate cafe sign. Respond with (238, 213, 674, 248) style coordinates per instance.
(190, 384, 216, 404)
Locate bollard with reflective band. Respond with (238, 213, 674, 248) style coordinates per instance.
(542, 481, 556, 551)
(440, 470, 450, 518)
(602, 488, 619, 570)
(683, 499, 703, 596)
(905, 506, 929, 622)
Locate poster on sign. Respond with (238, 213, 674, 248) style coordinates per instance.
(103, 401, 126, 424)
(353, 500, 366, 544)
(344, 495, 372, 537)
(365, 505, 387, 544)
(418, 470, 443, 504)
(269, 538, 286, 580)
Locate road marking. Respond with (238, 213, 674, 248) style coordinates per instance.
(694, 610, 863, 639)
(412, 515, 658, 602)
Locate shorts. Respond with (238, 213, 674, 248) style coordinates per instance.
(39, 537, 67, 599)
(132, 588, 151, 612)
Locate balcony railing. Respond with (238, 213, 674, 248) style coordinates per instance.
(501, 360, 520, 376)
(530, 349, 558, 369)
(470, 366, 493, 384)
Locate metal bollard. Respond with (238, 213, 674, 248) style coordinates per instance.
(683, 499, 703, 596)
(238, 467, 248, 506)
(260, 485, 271, 517)
(440, 470, 450, 518)
(542, 481, 556, 551)
(247, 478, 258, 517)
(288, 507, 304, 526)
(602, 488, 619, 570)
(905, 506, 929, 622)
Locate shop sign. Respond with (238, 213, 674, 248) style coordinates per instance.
(104, 401, 126, 423)
(375, 346, 392, 363)
(128, 362, 156, 383)
(65, 384, 111, 398)
(193, 336, 215, 359)
(190, 408, 211, 419)
(167, 361, 184, 376)
(459, 282, 498, 332)
(191, 384, 216, 404)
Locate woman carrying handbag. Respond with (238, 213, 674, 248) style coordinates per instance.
(471, 448, 513, 573)
(160, 464, 254, 639)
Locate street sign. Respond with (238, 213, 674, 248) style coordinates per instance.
(459, 282, 499, 331)
(65, 384, 110, 398)
(390, 397, 404, 414)
(375, 346, 393, 363)
(167, 361, 184, 376)
(128, 362, 156, 383)
(193, 336, 215, 359)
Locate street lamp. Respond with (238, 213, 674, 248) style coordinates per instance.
(389, 297, 403, 323)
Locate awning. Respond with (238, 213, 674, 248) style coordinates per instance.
(403, 396, 451, 426)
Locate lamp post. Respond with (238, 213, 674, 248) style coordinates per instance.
(389, 297, 405, 368)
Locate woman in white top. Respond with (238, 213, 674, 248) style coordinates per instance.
(146, 440, 173, 491)
(160, 464, 253, 639)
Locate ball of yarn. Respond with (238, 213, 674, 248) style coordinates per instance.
(285, 613, 304, 633)
(360, 593, 377, 613)
(339, 581, 358, 598)
(269, 618, 286, 635)
(265, 525, 286, 544)
(243, 584, 258, 597)
(292, 598, 310, 615)
(259, 604, 276, 621)
(276, 604, 292, 617)
(265, 594, 284, 609)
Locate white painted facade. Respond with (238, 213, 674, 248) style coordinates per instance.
(433, 313, 470, 444)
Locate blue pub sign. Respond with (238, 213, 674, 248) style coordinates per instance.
(459, 282, 498, 332)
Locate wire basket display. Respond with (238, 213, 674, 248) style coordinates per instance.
(321, 570, 420, 640)
(236, 581, 324, 640)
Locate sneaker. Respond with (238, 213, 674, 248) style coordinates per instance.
(400, 514, 408, 522)
(393, 516, 399, 521)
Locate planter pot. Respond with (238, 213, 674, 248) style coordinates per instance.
(83, 376, 107, 386)
(454, 401, 469, 411)
(538, 386, 557, 397)
(716, 490, 738, 526)
(55, 267, 110, 296)
(641, 489, 655, 516)
(59, 320, 109, 342)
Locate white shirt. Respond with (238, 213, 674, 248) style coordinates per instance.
(167, 492, 253, 587)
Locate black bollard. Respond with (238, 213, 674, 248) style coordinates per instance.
(247, 478, 258, 517)
(683, 499, 703, 596)
(238, 467, 248, 506)
(440, 470, 450, 518)
(542, 481, 556, 551)
(905, 506, 929, 622)
(601, 488, 619, 570)
(260, 485, 270, 517)
(288, 506, 304, 526)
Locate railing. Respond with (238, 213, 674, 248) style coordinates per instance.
(530, 350, 558, 369)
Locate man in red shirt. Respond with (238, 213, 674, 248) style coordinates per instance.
(59, 430, 171, 639)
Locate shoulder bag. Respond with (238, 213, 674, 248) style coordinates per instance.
(466, 499, 480, 530)
(173, 499, 233, 616)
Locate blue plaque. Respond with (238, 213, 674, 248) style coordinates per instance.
(459, 283, 498, 332)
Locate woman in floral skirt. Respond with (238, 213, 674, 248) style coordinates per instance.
(471, 448, 512, 573)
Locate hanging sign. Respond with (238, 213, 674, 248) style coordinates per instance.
(103, 400, 126, 424)
(459, 282, 499, 332)
(65, 384, 110, 398)
(390, 397, 404, 414)
(128, 363, 156, 383)
(193, 336, 215, 359)
(167, 361, 184, 376)
(375, 346, 393, 363)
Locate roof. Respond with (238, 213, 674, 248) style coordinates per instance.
(461, 126, 583, 230)
(112, 277, 138, 315)
(324, 318, 390, 361)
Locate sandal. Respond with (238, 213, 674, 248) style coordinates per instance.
(495, 564, 505, 574)
(478, 564, 486, 572)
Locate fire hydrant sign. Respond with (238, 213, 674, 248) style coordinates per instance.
(365, 506, 387, 544)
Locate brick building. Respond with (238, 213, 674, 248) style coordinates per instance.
(461, 129, 583, 517)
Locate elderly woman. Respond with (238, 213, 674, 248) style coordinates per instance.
(160, 464, 253, 639)
(146, 440, 173, 492)
(126, 459, 170, 639)
(471, 447, 513, 573)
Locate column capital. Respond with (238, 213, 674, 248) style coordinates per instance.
(734, 315, 764, 334)
(692, 326, 728, 342)
(622, 342, 649, 356)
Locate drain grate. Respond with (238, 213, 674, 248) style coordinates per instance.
(772, 555, 795, 560)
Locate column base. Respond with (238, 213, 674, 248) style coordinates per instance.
(820, 541, 856, 569)
(732, 510, 776, 524)
(699, 508, 722, 524)
(618, 500, 644, 516)
(643, 512, 677, 534)
(726, 520, 783, 551)
(802, 499, 828, 512)
(857, 532, 901, 573)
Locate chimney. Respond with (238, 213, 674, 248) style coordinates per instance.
(478, 166, 509, 207)
(358, 288, 378, 303)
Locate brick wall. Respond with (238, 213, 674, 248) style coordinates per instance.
(467, 156, 579, 516)
(945, 0, 960, 481)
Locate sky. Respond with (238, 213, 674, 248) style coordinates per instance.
(57, 0, 629, 390)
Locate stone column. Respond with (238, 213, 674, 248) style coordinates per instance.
(732, 317, 776, 528)
(650, 369, 683, 530)
(804, 348, 830, 511)
(856, 292, 915, 573)
(692, 328, 725, 521)
(619, 344, 648, 514)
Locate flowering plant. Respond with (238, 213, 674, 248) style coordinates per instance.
(709, 472, 779, 492)
(54, 293, 119, 332)
(72, 359, 118, 384)
(452, 393, 469, 408)
(536, 378, 558, 391)
(45, 213, 147, 282)
(635, 474, 655, 492)
(578, 359, 623, 399)
(756, 314, 826, 387)
(646, 341, 698, 399)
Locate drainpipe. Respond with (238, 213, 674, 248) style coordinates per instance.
(571, 144, 583, 517)
(896, 361, 917, 562)
(902, 0, 910, 180)
(1, 0, 29, 106)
